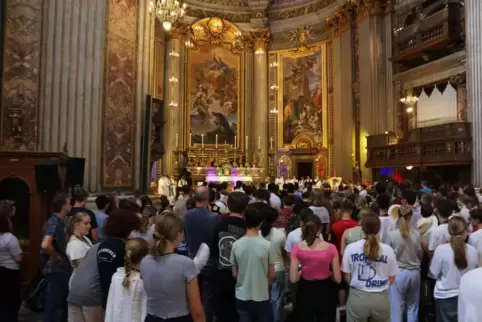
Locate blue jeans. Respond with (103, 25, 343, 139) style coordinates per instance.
(236, 299, 273, 322)
(389, 268, 421, 322)
(271, 271, 285, 322)
(44, 273, 70, 322)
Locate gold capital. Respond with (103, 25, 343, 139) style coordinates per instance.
(250, 28, 270, 52)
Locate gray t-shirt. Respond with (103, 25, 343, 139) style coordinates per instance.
(67, 244, 102, 306)
(389, 229, 423, 270)
(141, 254, 198, 319)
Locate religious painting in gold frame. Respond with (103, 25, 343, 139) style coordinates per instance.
(276, 44, 328, 149)
(186, 18, 245, 149)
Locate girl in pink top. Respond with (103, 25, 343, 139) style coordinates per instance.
(290, 214, 341, 322)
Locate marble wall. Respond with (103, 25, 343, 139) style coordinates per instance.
(1, 0, 43, 151)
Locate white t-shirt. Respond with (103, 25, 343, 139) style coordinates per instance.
(458, 267, 482, 322)
(285, 228, 302, 253)
(0, 232, 22, 270)
(428, 223, 450, 251)
(379, 216, 396, 244)
(342, 239, 399, 292)
(66, 236, 93, 268)
(309, 206, 330, 224)
(429, 243, 478, 299)
(260, 228, 286, 272)
(270, 193, 282, 210)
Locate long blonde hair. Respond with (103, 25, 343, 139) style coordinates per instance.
(66, 212, 89, 241)
(150, 211, 184, 257)
(448, 216, 468, 270)
(122, 238, 149, 288)
(362, 211, 381, 261)
(398, 206, 413, 239)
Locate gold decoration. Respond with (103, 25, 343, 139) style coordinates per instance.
(188, 17, 247, 52)
(291, 134, 315, 149)
(250, 28, 270, 52)
(288, 27, 314, 51)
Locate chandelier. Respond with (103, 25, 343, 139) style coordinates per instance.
(149, 0, 186, 31)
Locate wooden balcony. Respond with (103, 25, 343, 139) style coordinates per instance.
(365, 123, 472, 168)
(391, 0, 464, 63)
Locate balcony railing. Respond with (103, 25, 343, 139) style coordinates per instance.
(391, 0, 464, 63)
(365, 123, 472, 168)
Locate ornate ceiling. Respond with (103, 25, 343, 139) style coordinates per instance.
(183, 0, 341, 22)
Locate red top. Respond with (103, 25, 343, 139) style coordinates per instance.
(331, 218, 358, 254)
(275, 208, 294, 228)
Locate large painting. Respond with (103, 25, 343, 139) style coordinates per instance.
(280, 50, 323, 147)
(188, 44, 240, 146)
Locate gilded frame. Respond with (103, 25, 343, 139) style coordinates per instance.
(275, 43, 328, 150)
(185, 18, 245, 150)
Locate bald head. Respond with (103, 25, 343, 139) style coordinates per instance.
(194, 186, 210, 205)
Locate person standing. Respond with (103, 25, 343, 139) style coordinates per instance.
(40, 192, 72, 322)
(290, 215, 340, 321)
(231, 203, 275, 322)
(94, 195, 110, 242)
(342, 212, 399, 322)
(0, 210, 23, 322)
(458, 267, 482, 322)
(260, 207, 287, 322)
(184, 186, 219, 322)
(210, 192, 250, 322)
(430, 216, 478, 322)
(388, 206, 423, 322)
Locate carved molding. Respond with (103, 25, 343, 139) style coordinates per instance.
(393, 50, 467, 90)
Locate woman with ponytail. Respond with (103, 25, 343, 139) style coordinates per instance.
(342, 211, 398, 322)
(290, 214, 340, 321)
(140, 213, 207, 322)
(429, 216, 478, 322)
(105, 238, 149, 322)
(388, 206, 423, 322)
(70, 185, 99, 242)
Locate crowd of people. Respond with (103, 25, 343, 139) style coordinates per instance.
(1, 179, 482, 322)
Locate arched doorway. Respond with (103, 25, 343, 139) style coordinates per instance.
(0, 177, 30, 240)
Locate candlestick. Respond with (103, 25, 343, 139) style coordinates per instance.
(246, 136, 248, 150)
(270, 137, 273, 150)
(215, 134, 218, 149)
(234, 135, 237, 149)
(258, 136, 261, 150)
(176, 133, 179, 148)
(201, 134, 204, 149)
(189, 133, 192, 147)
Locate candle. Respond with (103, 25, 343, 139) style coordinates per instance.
(189, 133, 192, 146)
(176, 133, 179, 148)
(201, 134, 204, 148)
(234, 135, 237, 148)
(246, 136, 248, 150)
(270, 137, 273, 150)
(215, 134, 218, 149)
(258, 136, 261, 150)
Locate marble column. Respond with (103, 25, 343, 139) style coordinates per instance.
(385, 1, 395, 131)
(38, 0, 107, 192)
(163, 35, 182, 176)
(251, 29, 269, 174)
(368, 0, 386, 134)
(465, 0, 482, 185)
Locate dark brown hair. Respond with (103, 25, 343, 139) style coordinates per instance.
(0, 212, 10, 233)
(103, 208, 141, 238)
(362, 211, 381, 261)
(302, 214, 322, 246)
(72, 186, 89, 203)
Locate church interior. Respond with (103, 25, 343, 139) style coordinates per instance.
(0, 0, 481, 317)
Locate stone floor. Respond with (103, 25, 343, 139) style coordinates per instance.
(18, 307, 43, 322)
